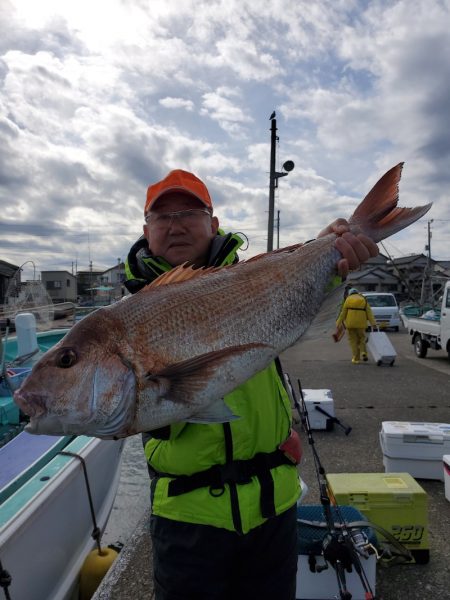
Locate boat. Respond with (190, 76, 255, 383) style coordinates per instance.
(0, 313, 124, 600)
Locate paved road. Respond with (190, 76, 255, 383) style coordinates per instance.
(95, 329, 449, 600)
(281, 329, 450, 600)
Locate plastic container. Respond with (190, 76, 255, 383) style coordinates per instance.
(327, 472, 429, 564)
(380, 421, 450, 481)
(15, 312, 38, 358)
(302, 389, 335, 430)
(444, 455, 450, 502)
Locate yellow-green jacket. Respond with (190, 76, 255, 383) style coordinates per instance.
(124, 231, 301, 534)
(336, 293, 376, 329)
(145, 362, 300, 534)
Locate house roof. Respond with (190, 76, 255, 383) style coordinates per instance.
(0, 259, 20, 277)
(41, 270, 76, 278)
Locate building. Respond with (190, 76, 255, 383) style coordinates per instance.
(41, 271, 78, 303)
(100, 261, 126, 300)
(76, 269, 104, 303)
(346, 253, 450, 304)
(0, 260, 20, 305)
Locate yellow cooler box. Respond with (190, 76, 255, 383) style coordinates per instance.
(326, 472, 429, 564)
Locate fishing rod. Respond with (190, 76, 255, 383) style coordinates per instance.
(286, 374, 375, 600)
(313, 405, 352, 436)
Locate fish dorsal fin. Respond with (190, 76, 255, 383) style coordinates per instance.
(145, 263, 218, 289)
(245, 242, 305, 264)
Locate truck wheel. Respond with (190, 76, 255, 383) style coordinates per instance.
(414, 335, 428, 358)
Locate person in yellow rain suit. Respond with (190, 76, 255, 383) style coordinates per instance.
(336, 288, 377, 364)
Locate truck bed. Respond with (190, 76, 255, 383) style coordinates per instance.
(402, 315, 441, 335)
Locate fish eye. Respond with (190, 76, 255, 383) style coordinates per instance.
(57, 348, 77, 369)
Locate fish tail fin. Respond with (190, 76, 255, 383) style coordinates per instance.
(349, 163, 432, 243)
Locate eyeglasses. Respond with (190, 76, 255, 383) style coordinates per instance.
(145, 208, 211, 229)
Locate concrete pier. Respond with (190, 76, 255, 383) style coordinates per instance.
(93, 330, 450, 600)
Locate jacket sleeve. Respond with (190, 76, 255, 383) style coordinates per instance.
(365, 303, 377, 327)
(336, 300, 348, 327)
(142, 422, 187, 444)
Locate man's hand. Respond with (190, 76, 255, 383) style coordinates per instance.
(317, 218, 379, 278)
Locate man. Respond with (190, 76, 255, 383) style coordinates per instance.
(124, 169, 378, 599)
(336, 287, 377, 364)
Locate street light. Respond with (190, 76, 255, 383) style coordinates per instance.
(267, 112, 294, 251)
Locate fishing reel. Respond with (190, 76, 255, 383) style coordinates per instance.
(322, 532, 354, 572)
(308, 528, 372, 575)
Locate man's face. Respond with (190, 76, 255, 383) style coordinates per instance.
(143, 192, 219, 267)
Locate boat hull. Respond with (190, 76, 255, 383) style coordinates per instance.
(0, 434, 124, 600)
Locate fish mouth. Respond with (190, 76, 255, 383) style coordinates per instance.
(16, 367, 136, 439)
(14, 390, 47, 418)
(14, 389, 97, 436)
(14, 391, 80, 436)
(24, 415, 70, 435)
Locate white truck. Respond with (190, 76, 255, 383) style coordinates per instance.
(401, 280, 450, 360)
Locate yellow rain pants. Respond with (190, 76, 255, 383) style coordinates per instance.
(347, 328, 367, 362)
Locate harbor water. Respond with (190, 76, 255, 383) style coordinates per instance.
(102, 435, 151, 547)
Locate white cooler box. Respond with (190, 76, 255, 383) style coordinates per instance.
(444, 455, 450, 502)
(302, 389, 335, 430)
(380, 421, 450, 481)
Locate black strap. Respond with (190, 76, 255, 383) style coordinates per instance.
(253, 453, 276, 519)
(223, 423, 243, 534)
(166, 449, 291, 496)
(164, 446, 293, 527)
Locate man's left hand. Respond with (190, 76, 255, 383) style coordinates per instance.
(317, 219, 379, 278)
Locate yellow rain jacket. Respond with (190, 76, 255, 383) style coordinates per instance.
(336, 293, 376, 329)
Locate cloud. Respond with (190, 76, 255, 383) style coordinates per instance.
(159, 97, 194, 111)
(200, 87, 253, 136)
(1, 0, 449, 279)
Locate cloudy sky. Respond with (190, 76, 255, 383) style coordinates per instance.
(1, 0, 449, 281)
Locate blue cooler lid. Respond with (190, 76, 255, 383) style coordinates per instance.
(297, 504, 377, 555)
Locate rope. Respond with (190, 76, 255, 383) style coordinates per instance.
(0, 559, 12, 600)
(58, 451, 102, 553)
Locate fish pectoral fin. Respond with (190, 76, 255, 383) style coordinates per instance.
(187, 400, 239, 424)
(145, 342, 275, 404)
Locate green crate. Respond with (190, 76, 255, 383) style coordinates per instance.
(327, 472, 429, 564)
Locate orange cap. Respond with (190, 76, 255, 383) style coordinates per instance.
(144, 169, 213, 215)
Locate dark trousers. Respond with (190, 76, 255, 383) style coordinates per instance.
(150, 504, 298, 600)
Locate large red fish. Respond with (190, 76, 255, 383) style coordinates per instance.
(14, 164, 431, 438)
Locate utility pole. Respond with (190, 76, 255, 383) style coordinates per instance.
(267, 111, 294, 252)
(420, 219, 434, 305)
(89, 260, 93, 306)
(267, 116, 277, 252)
(426, 219, 433, 264)
(276, 210, 280, 249)
(427, 219, 434, 303)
